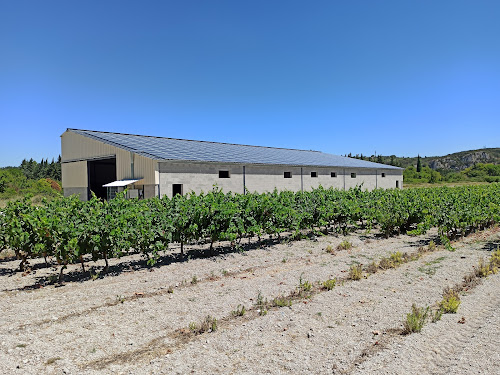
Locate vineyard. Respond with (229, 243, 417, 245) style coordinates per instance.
(1, 184, 499, 279)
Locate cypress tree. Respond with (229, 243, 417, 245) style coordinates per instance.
(417, 155, 422, 173)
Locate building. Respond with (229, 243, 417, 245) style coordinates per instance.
(61, 128, 403, 200)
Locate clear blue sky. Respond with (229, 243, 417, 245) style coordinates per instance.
(1, 0, 499, 167)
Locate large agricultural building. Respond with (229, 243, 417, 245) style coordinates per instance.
(61, 128, 403, 200)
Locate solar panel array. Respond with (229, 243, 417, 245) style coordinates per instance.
(69, 129, 401, 169)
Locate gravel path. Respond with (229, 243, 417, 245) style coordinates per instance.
(0, 227, 498, 374)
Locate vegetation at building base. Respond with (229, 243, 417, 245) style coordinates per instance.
(0, 183, 499, 281)
(0, 157, 62, 203)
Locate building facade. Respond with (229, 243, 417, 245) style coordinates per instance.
(61, 129, 403, 200)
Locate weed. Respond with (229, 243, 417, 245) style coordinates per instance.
(307, 249, 313, 254)
(16, 344, 27, 348)
(167, 285, 174, 294)
(440, 288, 461, 313)
(222, 269, 229, 276)
(428, 240, 436, 251)
(45, 357, 62, 365)
(231, 304, 246, 317)
(325, 244, 335, 254)
(272, 296, 293, 307)
(365, 261, 378, 274)
(256, 291, 268, 316)
(476, 258, 494, 278)
(337, 240, 352, 250)
(48, 274, 58, 284)
(431, 308, 443, 323)
(490, 247, 500, 268)
(191, 275, 198, 285)
(188, 321, 198, 332)
(348, 264, 363, 280)
(297, 273, 313, 295)
(403, 304, 429, 334)
(322, 278, 337, 290)
(188, 315, 217, 335)
(116, 295, 125, 304)
(379, 257, 394, 270)
(90, 269, 100, 281)
(390, 251, 403, 266)
(282, 257, 287, 263)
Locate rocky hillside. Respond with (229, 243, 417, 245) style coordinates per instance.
(425, 148, 500, 171)
(372, 148, 500, 171)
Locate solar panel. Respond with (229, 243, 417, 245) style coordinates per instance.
(68, 129, 401, 170)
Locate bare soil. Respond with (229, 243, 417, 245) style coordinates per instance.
(1, 227, 499, 375)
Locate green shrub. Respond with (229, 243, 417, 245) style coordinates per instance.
(440, 288, 461, 313)
(403, 304, 429, 334)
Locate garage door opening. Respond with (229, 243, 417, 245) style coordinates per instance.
(88, 157, 116, 200)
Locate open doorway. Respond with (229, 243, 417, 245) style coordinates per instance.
(88, 157, 116, 199)
(172, 184, 183, 197)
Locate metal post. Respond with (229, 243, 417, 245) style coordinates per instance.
(301, 167, 303, 192)
(243, 166, 246, 194)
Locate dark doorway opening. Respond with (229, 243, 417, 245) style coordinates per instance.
(172, 184, 183, 197)
(88, 158, 116, 200)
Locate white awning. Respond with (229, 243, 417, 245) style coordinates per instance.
(103, 179, 142, 187)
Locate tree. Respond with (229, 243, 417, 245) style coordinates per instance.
(417, 155, 422, 173)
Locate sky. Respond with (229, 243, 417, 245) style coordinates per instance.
(1, 0, 499, 167)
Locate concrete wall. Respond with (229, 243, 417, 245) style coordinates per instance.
(159, 161, 402, 198)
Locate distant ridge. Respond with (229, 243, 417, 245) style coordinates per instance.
(372, 148, 500, 171)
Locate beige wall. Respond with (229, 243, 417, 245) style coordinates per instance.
(61, 130, 157, 186)
(61, 160, 87, 188)
(158, 161, 402, 198)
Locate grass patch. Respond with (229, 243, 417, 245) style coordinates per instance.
(337, 240, 352, 250)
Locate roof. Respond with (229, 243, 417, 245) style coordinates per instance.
(66, 128, 402, 170)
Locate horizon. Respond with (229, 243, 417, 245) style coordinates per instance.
(1, 1, 499, 167)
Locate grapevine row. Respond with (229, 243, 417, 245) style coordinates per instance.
(0, 184, 499, 279)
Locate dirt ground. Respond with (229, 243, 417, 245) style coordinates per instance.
(1, 227, 499, 375)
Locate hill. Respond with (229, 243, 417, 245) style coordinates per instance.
(368, 148, 499, 171)
(347, 148, 500, 184)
